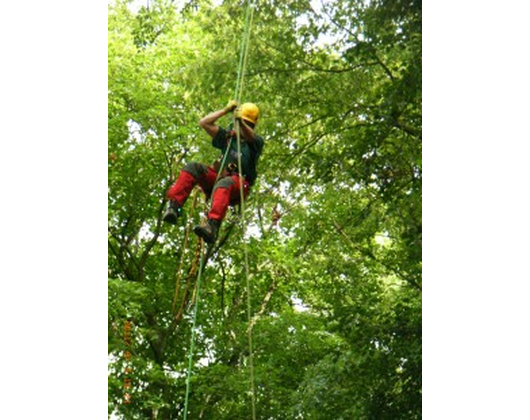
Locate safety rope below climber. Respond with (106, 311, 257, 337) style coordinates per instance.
(183, 1, 256, 419)
(183, 239, 205, 420)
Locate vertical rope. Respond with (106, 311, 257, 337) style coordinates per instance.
(235, 118, 257, 420)
(183, 240, 205, 420)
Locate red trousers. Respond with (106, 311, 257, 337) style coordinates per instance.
(166, 163, 250, 221)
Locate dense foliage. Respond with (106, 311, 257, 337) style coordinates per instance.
(108, 0, 421, 418)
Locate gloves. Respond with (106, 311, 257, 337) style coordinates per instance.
(224, 100, 238, 112)
(234, 108, 243, 120)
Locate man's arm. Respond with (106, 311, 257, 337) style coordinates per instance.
(199, 100, 237, 139)
(238, 120, 256, 144)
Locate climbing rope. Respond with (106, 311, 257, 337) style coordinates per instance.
(234, 0, 255, 103)
(183, 1, 256, 419)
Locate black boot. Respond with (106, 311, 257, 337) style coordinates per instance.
(193, 219, 221, 244)
(163, 201, 182, 225)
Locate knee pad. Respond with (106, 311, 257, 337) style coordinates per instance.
(213, 176, 235, 193)
(182, 162, 208, 179)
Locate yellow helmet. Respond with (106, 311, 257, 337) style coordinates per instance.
(240, 103, 260, 125)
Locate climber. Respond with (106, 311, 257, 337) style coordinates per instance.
(163, 100, 264, 244)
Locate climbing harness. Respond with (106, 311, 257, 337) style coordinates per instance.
(183, 1, 257, 419)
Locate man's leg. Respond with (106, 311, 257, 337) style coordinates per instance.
(163, 163, 217, 224)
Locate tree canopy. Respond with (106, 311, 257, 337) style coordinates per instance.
(108, 0, 421, 418)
